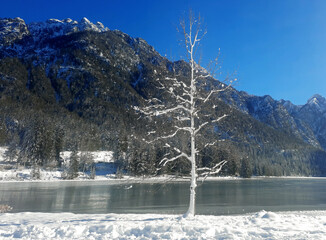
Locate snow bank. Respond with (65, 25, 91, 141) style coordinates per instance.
(0, 168, 64, 181)
(1, 211, 325, 239)
(0, 168, 122, 182)
(0, 147, 114, 164)
(0, 147, 118, 181)
(0, 168, 186, 182)
(60, 151, 114, 163)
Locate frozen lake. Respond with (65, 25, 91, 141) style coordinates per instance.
(1, 178, 326, 215)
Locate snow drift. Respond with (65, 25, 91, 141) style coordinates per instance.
(1, 211, 325, 239)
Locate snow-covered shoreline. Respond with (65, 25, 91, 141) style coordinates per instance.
(1, 167, 324, 184)
(1, 210, 326, 239)
(1, 147, 325, 183)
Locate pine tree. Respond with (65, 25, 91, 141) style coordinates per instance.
(240, 157, 252, 178)
(66, 147, 79, 179)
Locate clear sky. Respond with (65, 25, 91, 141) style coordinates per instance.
(1, 0, 326, 105)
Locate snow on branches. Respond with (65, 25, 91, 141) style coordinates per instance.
(135, 11, 235, 217)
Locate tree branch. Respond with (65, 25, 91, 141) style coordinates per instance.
(198, 160, 227, 181)
(175, 125, 192, 133)
(143, 128, 183, 143)
(140, 105, 191, 117)
(159, 152, 191, 166)
(194, 114, 227, 134)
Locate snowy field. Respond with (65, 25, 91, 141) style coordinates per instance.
(0, 211, 326, 239)
(60, 151, 114, 163)
(0, 147, 118, 181)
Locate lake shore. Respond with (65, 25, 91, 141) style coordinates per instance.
(1, 210, 326, 239)
(0, 167, 324, 183)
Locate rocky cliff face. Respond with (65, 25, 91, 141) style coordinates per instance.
(0, 18, 29, 46)
(0, 17, 107, 46)
(219, 89, 323, 149)
(283, 94, 326, 150)
(0, 17, 325, 176)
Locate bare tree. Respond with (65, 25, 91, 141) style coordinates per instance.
(136, 12, 235, 217)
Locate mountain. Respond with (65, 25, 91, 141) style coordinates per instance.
(283, 94, 326, 150)
(219, 90, 323, 149)
(0, 17, 325, 176)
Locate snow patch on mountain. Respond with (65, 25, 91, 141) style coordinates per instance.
(0, 17, 29, 45)
(28, 17, 109, 41)
(0, 17, 110, 60)
(0, 17, 108, 46)
(307, 94, 326, 112)
(280, 99, 300, 114)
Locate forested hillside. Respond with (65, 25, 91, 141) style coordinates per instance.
(0, 17, 325, 176)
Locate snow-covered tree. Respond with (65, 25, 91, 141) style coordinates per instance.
(136, 13, 235, 217)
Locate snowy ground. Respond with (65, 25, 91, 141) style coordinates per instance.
(1, 211, 326, 239)
(0, 147, 114, 164)
(60, 150, 114, 163)
(0, 146, 118, 181)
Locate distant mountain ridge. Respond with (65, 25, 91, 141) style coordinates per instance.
(0, 17, 325, 176)
(0, 17, 108, 45)
(285, 94, 326, 150)
(219, 88, 326, 149)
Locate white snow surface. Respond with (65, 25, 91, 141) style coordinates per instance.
(0, 147, 117, 181)
(1, 211, 325, 239)
(60, 150, 114, 163)
(0, 147, 114, 164)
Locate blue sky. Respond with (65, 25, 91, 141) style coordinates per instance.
(1, 0, 326, 105)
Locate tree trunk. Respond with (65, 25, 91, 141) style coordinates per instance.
(185, 143, 197, 217)
(185, 73, 197, 217)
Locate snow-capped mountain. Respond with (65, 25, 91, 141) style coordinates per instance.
(0, 17, 29, 46)
(218, 89, 322, 148)
(288, 94, 326, 150)
(306, 94, 326, 112)
(0, 17, 108, 45)
(28, 17, 108, 38)
(0, 17, 109, 60)
(0, 17, 325, 176)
